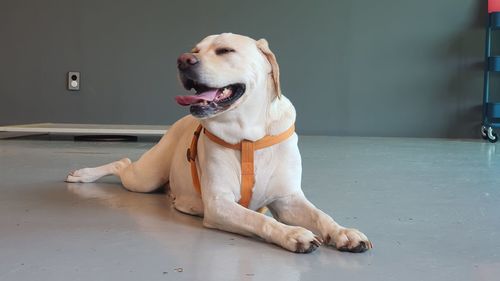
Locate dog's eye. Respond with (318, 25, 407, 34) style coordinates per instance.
(191, 48, 200, 53)
(215, 48, 235, 55)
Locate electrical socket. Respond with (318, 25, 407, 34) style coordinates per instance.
(68, 71, 80, 91)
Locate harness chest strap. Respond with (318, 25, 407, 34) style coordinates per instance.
(187, 124, 295, 208)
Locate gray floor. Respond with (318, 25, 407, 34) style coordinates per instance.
(1, 136, 499, 281)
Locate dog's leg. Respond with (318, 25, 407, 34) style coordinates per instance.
(66, 158, 132, 184)
(268, 192, 372, 253)
(65, 117, 196, 192)
(66, 150, 171, 193)
(66, 156, 168, 193)
(203, 195, 322, 253)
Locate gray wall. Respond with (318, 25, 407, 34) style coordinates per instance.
(0, 0, 487, 138)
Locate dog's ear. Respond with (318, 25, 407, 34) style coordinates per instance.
(256, 38, 281, 99)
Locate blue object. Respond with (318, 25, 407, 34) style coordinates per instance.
(482, 12, 500, 142)
(490, 12, 500, 29)
(488, 56, 500, 71)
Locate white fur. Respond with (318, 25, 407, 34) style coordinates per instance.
(66, 33, 371, 253)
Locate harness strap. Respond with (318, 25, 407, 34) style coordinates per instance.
(240, 140, 255, 208)
(188, 124, 295, 208)
(187, 125, 203, 195)
(203, 125, 296, 150)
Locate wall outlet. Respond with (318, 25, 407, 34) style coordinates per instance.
(68, 71, 80, 91)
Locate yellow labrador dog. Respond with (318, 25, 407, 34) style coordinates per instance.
(67, 33, 372, 253)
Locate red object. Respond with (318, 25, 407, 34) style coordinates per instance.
(489, 0, 500, 13)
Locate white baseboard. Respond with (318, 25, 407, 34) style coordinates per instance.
(0, 123, 169, 137)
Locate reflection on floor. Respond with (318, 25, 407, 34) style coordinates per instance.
(0, 136, 499, 281)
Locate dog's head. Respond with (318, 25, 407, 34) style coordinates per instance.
(175, 33, 281, 119)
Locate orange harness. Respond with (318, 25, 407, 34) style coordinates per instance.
(187, 124, 295, 208)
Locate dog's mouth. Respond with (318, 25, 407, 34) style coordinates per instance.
(175, 80, 246, 118)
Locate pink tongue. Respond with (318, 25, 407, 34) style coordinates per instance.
(175, 89, 218, 106)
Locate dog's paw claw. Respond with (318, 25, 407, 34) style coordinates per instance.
(338, 241, 371, 253)
(296, 241, 319, 254)
(330, 227, 372, 253)
(282, 227, 320, 254)
(312, 235, 323, 247)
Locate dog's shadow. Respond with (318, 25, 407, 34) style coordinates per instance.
(66, 181, 198, 226)
(65, 181, 370, 276)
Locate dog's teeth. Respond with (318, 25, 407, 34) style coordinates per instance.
(216, 88, 231, 100)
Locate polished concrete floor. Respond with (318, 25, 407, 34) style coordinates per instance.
(1, 136, 499, 281)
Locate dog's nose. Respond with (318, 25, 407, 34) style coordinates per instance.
(177, 53, 199, 70)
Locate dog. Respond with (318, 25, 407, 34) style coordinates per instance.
(66, 33, 372, 253)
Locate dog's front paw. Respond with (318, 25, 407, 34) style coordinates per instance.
(327, 227, 372, 253)
(281, 226, 322, 254)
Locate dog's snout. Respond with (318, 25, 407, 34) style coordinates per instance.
(177, 53, 199, 70)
